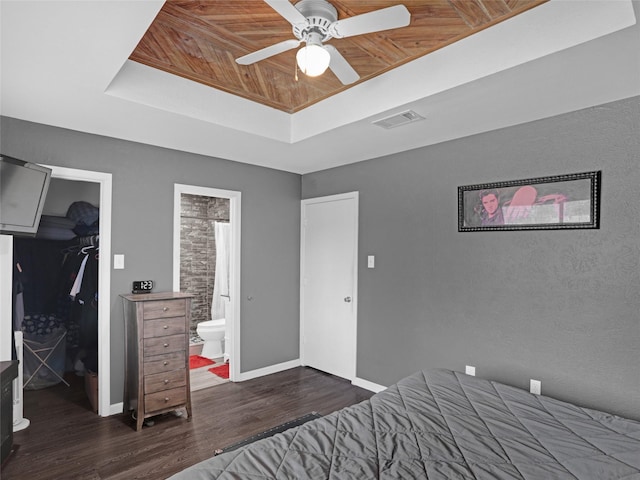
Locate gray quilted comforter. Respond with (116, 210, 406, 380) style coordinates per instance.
(170, 369, 640, 479)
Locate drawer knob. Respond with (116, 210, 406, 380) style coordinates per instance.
(163, 361, 168, 366)
(163, 343, 169, 348)
(163, 307, 169, 312)
(163, 325, 168, 329)
(164, 397, 169, 402)
(164, 379, 169, 384)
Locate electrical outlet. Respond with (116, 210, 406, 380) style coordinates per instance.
(465, 365, 476, 376)
(530, 379, 541, 395)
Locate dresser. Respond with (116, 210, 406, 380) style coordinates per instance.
(122, 292, 193, 431)
(1, 361, 18, 466)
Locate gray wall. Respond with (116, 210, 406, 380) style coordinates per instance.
(302, 96, 640, 420)
(3, 96, 639, 419)
(1, 116, 302, 405)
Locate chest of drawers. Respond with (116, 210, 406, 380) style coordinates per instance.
(122, 292, 193, 431)
(1, 361, 18, 466)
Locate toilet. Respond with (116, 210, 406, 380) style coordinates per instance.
(197, 318, 226, 359)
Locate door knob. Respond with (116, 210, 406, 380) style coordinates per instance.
(344, 297, 352, 303)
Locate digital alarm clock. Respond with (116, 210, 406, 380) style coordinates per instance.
(132, 280, 154, 294)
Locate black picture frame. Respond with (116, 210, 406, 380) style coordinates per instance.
(458, 171, 601, 232)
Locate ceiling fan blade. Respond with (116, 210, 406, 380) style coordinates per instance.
(236, 39, 301, 65)
(264, 0, 308, 27)
(329, 5, 410, 39)
(325, 45, 359, 85)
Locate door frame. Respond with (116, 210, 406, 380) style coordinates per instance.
(42, 165, 113, 416)
(173, 184, 241, 382)
(300, 191, 359, 380)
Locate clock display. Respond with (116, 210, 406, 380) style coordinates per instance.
(132, 280, 154, 294)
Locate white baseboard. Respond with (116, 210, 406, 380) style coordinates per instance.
(239, 362, 387, 393)
(352, 376, 387, 393)
(237, 358, 302, 382)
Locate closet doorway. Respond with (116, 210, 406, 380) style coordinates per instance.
(26, 165, 111, 416)
(173, 184, 241, 386)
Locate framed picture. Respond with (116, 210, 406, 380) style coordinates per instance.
(458, 171, 601, 232)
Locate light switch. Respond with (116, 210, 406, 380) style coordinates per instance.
(114, 254, 125, 269)
(367, 255, 375, 268)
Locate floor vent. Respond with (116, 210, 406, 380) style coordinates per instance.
(372, 110, 425, 129)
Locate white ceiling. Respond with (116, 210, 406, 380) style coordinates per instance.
(1, 1, 638, 174)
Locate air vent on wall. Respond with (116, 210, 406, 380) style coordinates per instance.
(372, 110, 425, 129)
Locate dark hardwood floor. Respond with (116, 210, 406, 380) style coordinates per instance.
(2, 367, 373, 479)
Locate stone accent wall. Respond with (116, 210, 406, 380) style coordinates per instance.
(180, 194, 229, 339)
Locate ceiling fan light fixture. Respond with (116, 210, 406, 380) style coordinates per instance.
(296, 43, 330, 77)
(236, 0, 411, 85)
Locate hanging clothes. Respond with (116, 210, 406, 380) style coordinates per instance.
(52, 242, 99, 374)
(69, 253, 89, 300)
(13, 261, 25, 332)
(76, 245, 99, 373)
(55, 244, 89, 350)
(11, 261, 26, 361)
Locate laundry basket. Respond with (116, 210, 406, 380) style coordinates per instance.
(23, 324, 68, 390)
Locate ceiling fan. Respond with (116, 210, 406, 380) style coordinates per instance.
(236, 0, 411, 84)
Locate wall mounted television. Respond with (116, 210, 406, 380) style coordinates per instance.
(0, 155, 52, 236)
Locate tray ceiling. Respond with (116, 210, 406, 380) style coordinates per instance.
(2, 1, 637, 174)
(130, 0, 548, 113)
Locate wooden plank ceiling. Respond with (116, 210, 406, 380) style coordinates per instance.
(130, 0, 548, 113)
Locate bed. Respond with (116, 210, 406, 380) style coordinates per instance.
(170, 369, 640, 479)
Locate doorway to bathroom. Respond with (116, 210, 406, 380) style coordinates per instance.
(172, 184, 241, 391)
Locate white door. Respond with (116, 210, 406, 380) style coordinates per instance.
(301, 192, 358, 380)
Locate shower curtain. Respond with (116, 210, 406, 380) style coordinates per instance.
(211, 221, 230, 320)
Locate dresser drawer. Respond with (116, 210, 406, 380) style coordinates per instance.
(143, 317, 186, 338)
(143, 299, 187, 320)
(145, 387, 187, 412)
(143, 334, 186, 357)
(144, 351, 186, 375)
(144, 369, 187, 394)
